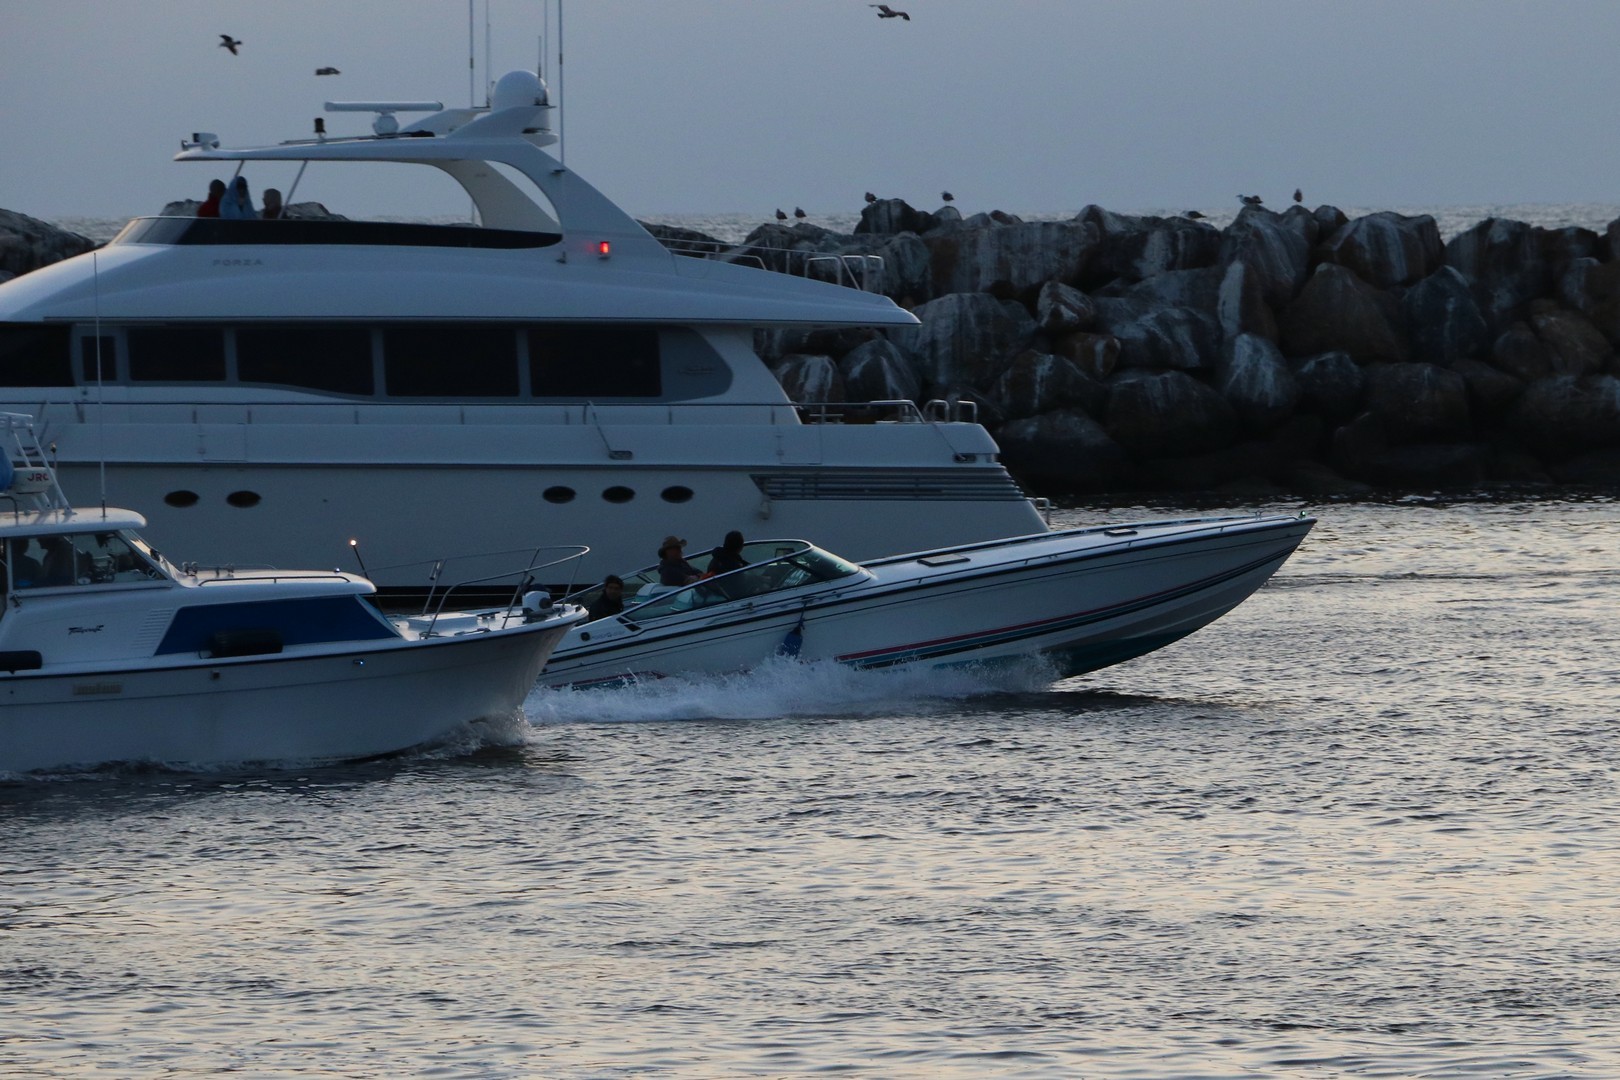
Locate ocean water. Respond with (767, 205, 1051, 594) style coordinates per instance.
(4, 498, 1620, 1077)
(53, 202, 1620, 245)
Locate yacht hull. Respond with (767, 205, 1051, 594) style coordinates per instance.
(541, 515, 1314, 688)
(0, 620, 568, 774)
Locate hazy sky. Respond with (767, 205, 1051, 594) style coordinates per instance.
(4, 0, 1620, 224)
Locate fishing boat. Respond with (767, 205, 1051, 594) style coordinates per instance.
(541, 514, 1314, 689)
(0, 413, 587, 774)
(0, 68, 1047, 598)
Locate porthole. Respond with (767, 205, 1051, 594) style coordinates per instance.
(602, 486, 635, 504)
(225, 490, 262, 508)
(661, 485, 694, 504)
(164, 490, 200, 508)
(543, 486, 576, 504)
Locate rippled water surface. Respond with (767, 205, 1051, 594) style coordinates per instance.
(4, 500, 1620, 1077)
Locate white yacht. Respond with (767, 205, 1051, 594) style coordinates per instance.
(0, 70, 1047, 598)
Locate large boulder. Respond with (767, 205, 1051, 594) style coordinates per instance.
(1218, 205, 1311, 308)
(1320, 211, 1443, 288)
(0, 207, 97, 279)
(996, 408, 1133, 493)
(1280, 263, 1410, 363)
(1216, 333, 1299, 429)
(894, 292, 1036, 395)
(1362, 362, 1472, 442)
(1217, 259, 1280, 342)
(1109, 307, 1221, 372)
(1528, 299, 1613, 375)
(1488, 322, 1559, 383)
(923, 219, 1098, 295)
(838, 338, 921, 403)
(1557, 257, 1620, 345)
(1104, 368, 1239, 457)
(1292, 350, 1365, 422)
(1050, 331, 1120, 381)
(1075, 205, 1221, 282)
(989, 349, 1107, 421)
(1329, 412, 1486, 488)
(854, 197, 937, 236)
(1508, 374, 1620, 457)
(1035, 280, 1096, 334)
(1451, 357, 1524, 421)
(1403, 266, 1490, 365)
(728, 221, 846, 275)
(1445, 217, 1553, 330)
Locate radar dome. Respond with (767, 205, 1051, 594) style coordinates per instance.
(492, 70, 549, 111)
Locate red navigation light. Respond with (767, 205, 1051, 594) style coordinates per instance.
(597, 240, 611, 257)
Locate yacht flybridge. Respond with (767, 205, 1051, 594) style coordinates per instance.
(0, 70, 1048, 596)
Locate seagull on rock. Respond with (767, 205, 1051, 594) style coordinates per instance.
(871, 4, 911, 20)
(774, 209, 788, 221)
(864, 191, 877, 204)
(793, 207, 807, 220)
(219, 34, 242, 55)
(941, 191, 954, 203)
(1293, 188, 1303, 204)
(1239, 194, 1263, 207)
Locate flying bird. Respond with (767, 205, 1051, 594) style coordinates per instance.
(793, 207, 807, 219)
(315, 66, 341, 76)
(941, 191, 954, 203)
(1239, 194, 1263, 206)
(864, 191, 877, 204)
(1293, 188, 1303, 204)
(871, 4, 910, 20)
(219, 34, 242, 55)
(774, 208, 788, 221)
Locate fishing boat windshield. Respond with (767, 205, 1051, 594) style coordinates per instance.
(623, 542, 861, 623)
(6, 530, 167, 590)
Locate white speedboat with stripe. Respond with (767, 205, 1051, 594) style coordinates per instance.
(541, 515, 1314, 689)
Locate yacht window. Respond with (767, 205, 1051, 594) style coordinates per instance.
(661, 486, 694, 503)
(528, 325, 661, 398)
(128, 327, 226, 382)
(384, 325, 518, 397)
(542, 486, 575, 504)
(602, 486, 634, 504)
(238, 325, 375, 395)
(0, 324, 73, 386)
(79, 335, 117, 383)
(164, 490, 200, 508)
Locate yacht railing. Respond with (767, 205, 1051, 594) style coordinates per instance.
(66, 398, 945, 427)
(657, 236, 886, 294)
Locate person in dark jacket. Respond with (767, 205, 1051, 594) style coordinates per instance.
(585, 575, 625, 622)
(657, 536, 701, 586)
(196, 178, 226, 218)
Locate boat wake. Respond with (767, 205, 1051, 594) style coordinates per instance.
(524, 654, 1060, 726)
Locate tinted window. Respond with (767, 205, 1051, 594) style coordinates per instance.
(238, 325, 374, 395)
(528, 325, 661, 398)
(383, 325, 518, 397)
(127, 326, 226, 381)
(0, 324, 72, 387)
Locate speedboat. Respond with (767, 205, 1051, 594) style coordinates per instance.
(541, 515, 1315, 689)
(0, 68, 1048, 599)
(0, 413, 587, 774)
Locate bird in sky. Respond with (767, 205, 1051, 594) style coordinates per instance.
(871, 4, 911, 20)
(775, 209, 788, 221)
(315, 67, 341, 76)
(793, 207, 807, 219)
(1239, 194, 1263, 206)
(219, 34, 242, 55)
(941, 191, 954, 203)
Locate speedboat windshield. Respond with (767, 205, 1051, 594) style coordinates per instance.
(569, 540, 861, 624)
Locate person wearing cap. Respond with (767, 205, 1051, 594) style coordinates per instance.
(657, 535, 701, 586)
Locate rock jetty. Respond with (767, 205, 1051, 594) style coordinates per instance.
(704, 200, 1620, 496)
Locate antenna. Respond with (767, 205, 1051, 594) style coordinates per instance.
(484, 0, 492, 104)
(91, 249, 107, 517)
(467, 0, 476, 107)
(558, 0, 565, 168)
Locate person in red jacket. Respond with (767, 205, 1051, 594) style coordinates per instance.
(196, 178, 226, 218)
